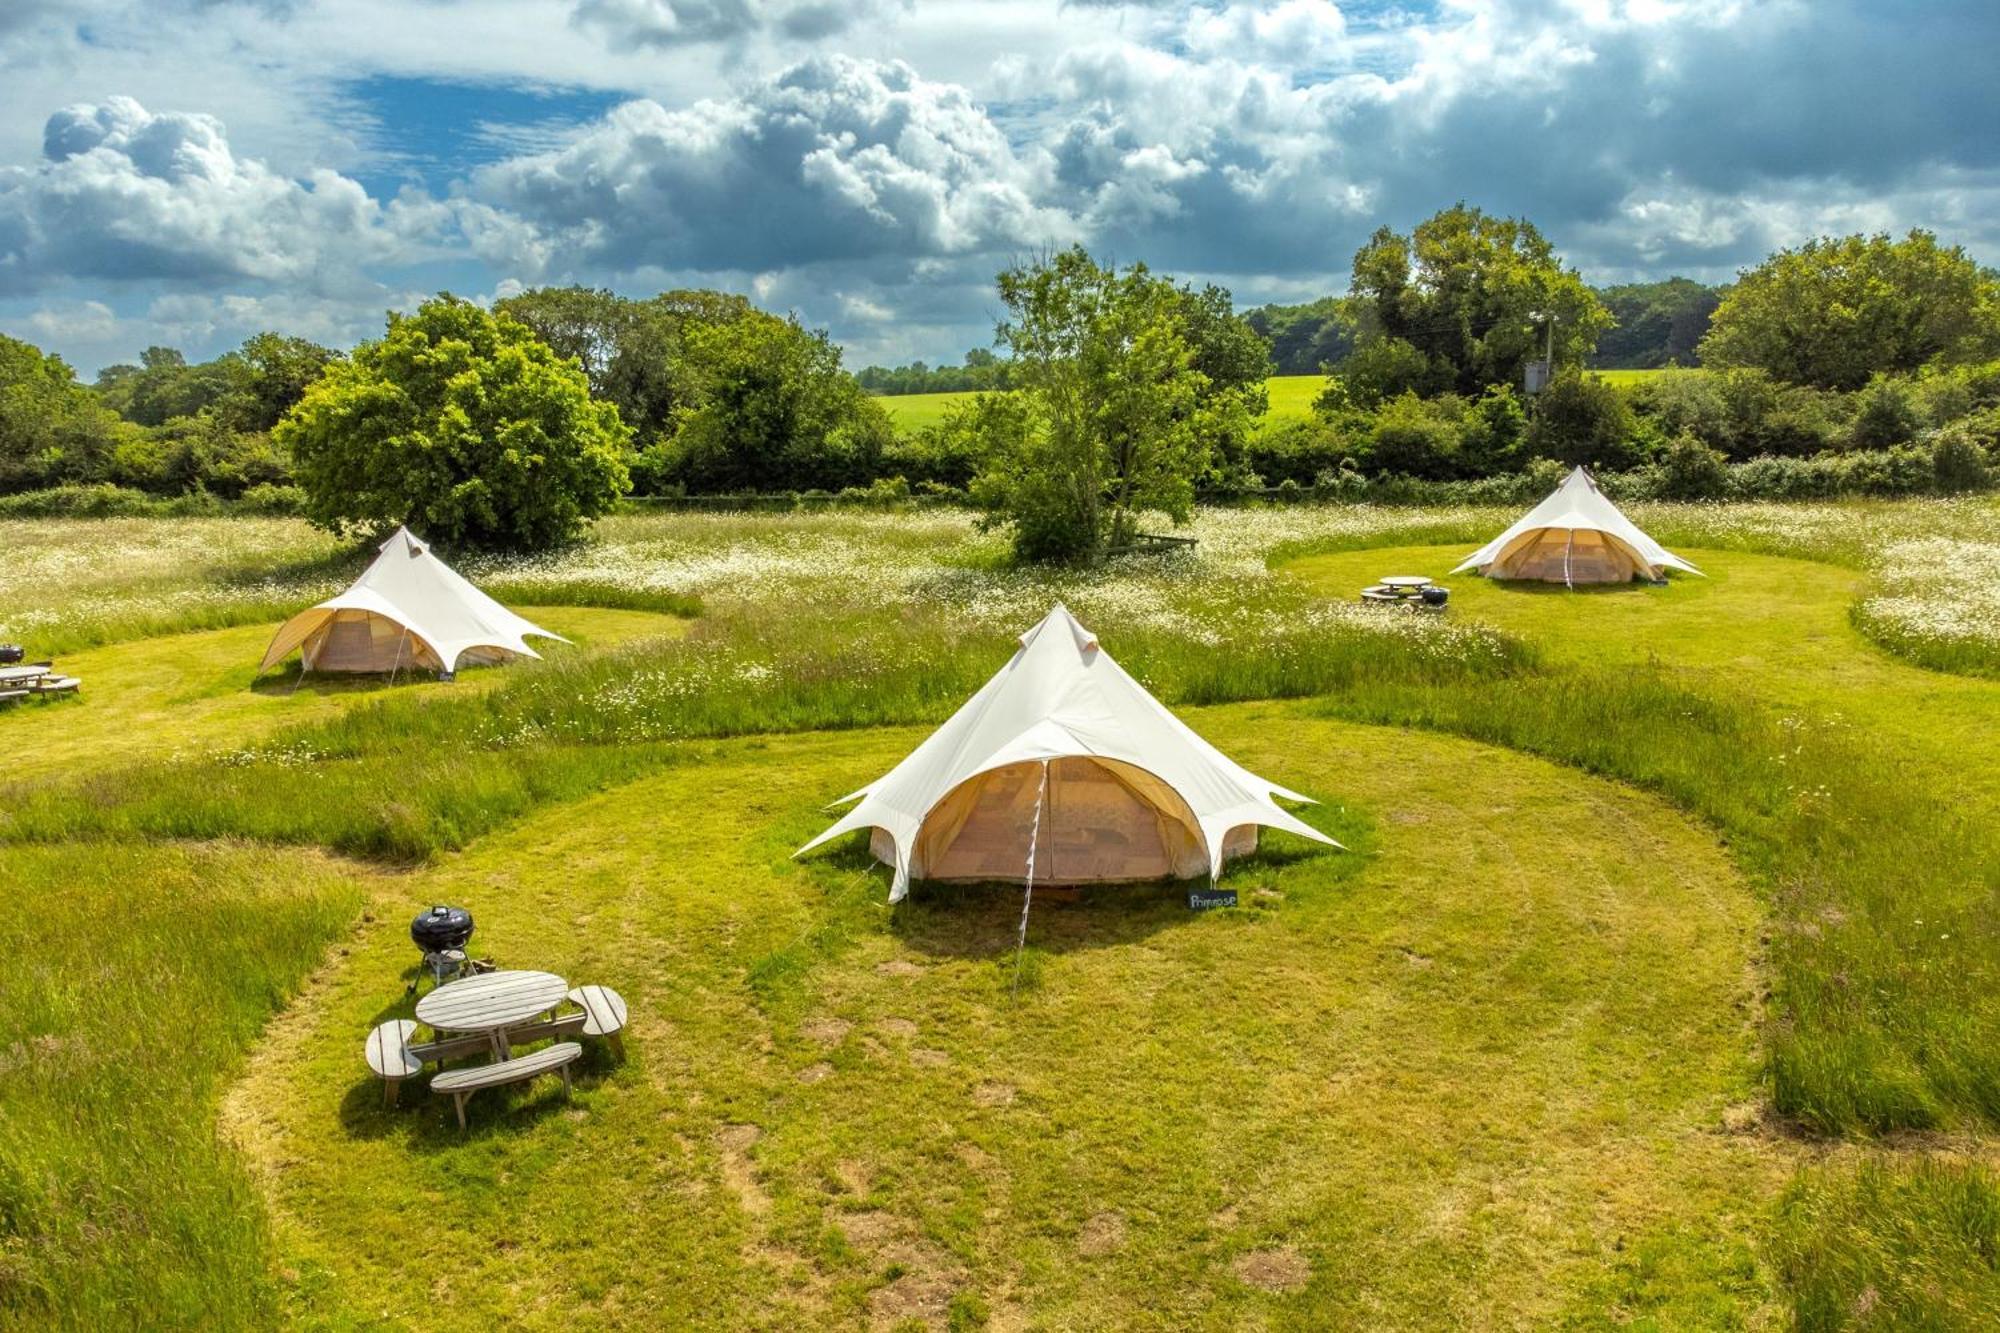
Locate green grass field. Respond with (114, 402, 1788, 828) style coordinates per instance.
(2, 500, 1997, 1327)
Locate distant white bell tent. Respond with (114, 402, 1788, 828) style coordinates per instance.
(796, 604, 1340, 902)
(1452, 466, 1703, 586)
(260, 526, 564, 676)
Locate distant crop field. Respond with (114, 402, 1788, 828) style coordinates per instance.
(875, 370, 1662, 436)
(876, 374, 1331, 435)
(874, 389, 972, 433)
(1593, 368, 1668, 388)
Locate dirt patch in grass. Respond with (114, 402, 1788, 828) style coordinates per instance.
(1078, 1211, 1127, 1257)
(972, 1081, 1016, 1107)
(801, 1016, 851, 1046)
(717, 1124, 769, 1217)
(1234, 1246, 1311, 1293)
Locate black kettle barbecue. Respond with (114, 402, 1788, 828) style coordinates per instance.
(410, 904, 474, 990)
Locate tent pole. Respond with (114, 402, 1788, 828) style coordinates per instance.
(1563, 529, 1574, 590)
(1011, 760, 1050, 999)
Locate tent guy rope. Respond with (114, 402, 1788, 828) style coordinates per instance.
(1011, 759, 1049, 998)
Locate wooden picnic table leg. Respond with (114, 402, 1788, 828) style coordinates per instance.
(491, 1028, 511, 1060)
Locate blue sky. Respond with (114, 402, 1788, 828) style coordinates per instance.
(2, 0, 1996, 376)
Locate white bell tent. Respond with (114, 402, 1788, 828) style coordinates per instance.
(796, 604, 1339, 902)
(260, 527, 564, 675)
(1452, 466, 1702, 585)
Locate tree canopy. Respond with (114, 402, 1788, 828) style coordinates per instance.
(94, 335, 339, 433)
(495, 286, 760, 452)
(1592, 278, 1720, 369)
(1340, 204, 1611, 403)
(275, 295, 630, 550)
(0, 335, 128, 491)
(1699, 230, 2000, 389)
(1243, 297, 1353, 374)
(653, 308, 895, 494)
(968, 247, 1263, 562)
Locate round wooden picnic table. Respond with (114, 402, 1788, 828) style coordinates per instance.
(415, 969, 568, 1059)
(1379, 575, 1434, 590)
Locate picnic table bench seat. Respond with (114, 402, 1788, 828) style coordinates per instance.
(568, 984, 629, 1058)
(34, 676, 79, 694)
(431, 1041, 583, 1129)
(365, 1020, 424, 1106)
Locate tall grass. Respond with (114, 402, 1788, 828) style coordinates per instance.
(0, 842, 364, 1328)
(2, 602, 1526, 860)
(1774, 1158, 2000, 1328)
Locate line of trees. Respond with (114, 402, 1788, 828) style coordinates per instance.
(1, 207, 1996, 559)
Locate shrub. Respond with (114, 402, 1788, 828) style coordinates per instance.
(1932, 428, 1993, 493)
(1362, 392, 1464, 479)
(1526, 372, 1643, 469)
(1848, 374, 1922, 450)
(1652, 432, 1731, 500)
(236, 483, 306, 516)
(0, 483, 161, 518)
(277, 295, 631, 551)
(1459, 384, 1529, 475)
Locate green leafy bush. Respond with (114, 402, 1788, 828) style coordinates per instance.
(277, 295, 631, 551)
(1847, 374, 1922, 449)
(1651, 432, 1731, 500)
(1931, 426, 1992, 493)
(1363, 392, 1465, 479)
(1526, 371, 1644, 469)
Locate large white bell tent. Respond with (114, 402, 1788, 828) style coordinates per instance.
(260, 526, 564, 676)
(1451, 465, 1702, 586)
(796, 604, 1339, 903)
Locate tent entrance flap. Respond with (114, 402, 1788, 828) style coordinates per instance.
(915, 756, 1208, 885)
(1489, 526, 1649, 584)
(301, 609, 442, 673)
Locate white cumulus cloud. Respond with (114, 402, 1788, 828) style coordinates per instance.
(0, 96, 436, 296)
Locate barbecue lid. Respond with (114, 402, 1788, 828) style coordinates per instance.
(409, 903, 473, 949)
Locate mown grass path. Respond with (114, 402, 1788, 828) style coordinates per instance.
(1, 608, 685, 784)
(1287, 546, 2000, 817)
(226, 712, 1784, 1327)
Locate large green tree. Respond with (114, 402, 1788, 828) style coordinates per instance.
(1699, 230, 2000, 389)
(0, 335, 129, 491)
(94, 334, 339, 434)
(1592, 278, 1720, 369)
(1341, 204, 1611, 402)
(653, 309, 894, 493)
(275, 295, 630, 550)
(969, 247, 1257, 562)
(496, 286, 757, 452)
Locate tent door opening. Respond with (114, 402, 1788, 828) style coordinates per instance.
(918, 756, 1205, 885)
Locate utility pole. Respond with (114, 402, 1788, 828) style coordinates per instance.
(1525, 312, 1556, 395)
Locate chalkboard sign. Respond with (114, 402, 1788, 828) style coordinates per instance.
(1187, 887, 1237, 911)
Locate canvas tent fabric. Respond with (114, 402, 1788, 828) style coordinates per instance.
(1451, 466, 1702, 585)
(260, 527, 564, 674)
(796, 604, 1339, 902)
